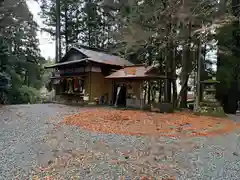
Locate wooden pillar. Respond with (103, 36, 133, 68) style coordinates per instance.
(114, 85, 121, 107)
(140, 80, 144, 110)
(158, 79, 162, 103)
(195, 41, 201, 111)
(89, 63, 92, 102)
(164, 77, 171, 103)
(111, 79, 115, 105)
(147, 80, 151, 105)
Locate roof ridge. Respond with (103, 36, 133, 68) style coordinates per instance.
(70, 47, 133, 67)
(124, 64, 149, 67)
(78, 45, 108, 53)
(75, 45, 127, 58)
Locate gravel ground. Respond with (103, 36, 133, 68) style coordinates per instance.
(0, 104, 239, 179)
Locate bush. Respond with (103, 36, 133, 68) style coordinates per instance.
(19, 85, 40, 104)
(7, 85, 40, 104)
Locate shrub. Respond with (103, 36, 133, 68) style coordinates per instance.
(18, 85, 40, 104)
(7, 85, 40, 104)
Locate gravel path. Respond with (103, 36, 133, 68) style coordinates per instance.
(0, 104, 239, 179)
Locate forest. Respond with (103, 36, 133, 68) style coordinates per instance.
(0, 0, 46, 104)
(39, 0, 240, 113)
(1, 0, 240, 113)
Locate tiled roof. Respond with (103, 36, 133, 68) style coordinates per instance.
(45, 46, 133, 69)
(106, 65, 164, 79)
(44, 59, 87, 68)
(73, 47, 133, 66)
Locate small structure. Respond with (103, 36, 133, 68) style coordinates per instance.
(45, 46, 132, 105)
(105, 65, 165, 109)
(196, 78, 225, 116)
(45, 46, 167, 108)
(200, 78, 220, 105)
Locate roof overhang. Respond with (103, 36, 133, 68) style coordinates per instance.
(105, 64, 168, 80)
(45, 46, 133, 69)
(105, 75, 167, 80)
(44, 58, 88, 69)
(44, 58, 127, 69)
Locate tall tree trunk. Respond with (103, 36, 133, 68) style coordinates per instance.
(225, 0, 240, 113)
(64, 2, 69, 54)
(172, 47, 177, 107)
(178, 74, 189, 108)
(147, 81, 151, 104)
(178, 48, 190, 108)
(218, 0, 227, 17)
(199, 43, 206, 102)
(164, 22, 172, 102)
(164, 48, 171, 102)
(178, 22, 192, 108)
(158, 80, 162, 103)
(195, 41, 202, 110)
(24, 71, 28, 86)
(56, 0, 61, 62)
(144, 83, 147, 104)
(173, 79, 177, 107)
(88, 20, 92, 47)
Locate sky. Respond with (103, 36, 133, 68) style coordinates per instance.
(26, 0, 55, 59)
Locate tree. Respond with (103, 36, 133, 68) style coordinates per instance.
(103, 0, 224, 107)
(39, 0, 115, 54)
(216, 0, 240, 113)
(0, 0, 46, 104)
(39, 0, 234, 110)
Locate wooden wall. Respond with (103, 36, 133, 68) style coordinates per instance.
(114, 80, 143, 108)
(85, 71, 113, 104)
(114, 80, 142, 99)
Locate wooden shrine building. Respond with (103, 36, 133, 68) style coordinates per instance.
(45, 46, 166, 108)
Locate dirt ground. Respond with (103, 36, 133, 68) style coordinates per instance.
(0, 104, 240, 179)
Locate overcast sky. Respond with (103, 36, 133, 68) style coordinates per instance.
(26, 0, 55, 59)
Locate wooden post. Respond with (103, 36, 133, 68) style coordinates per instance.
(114, 85, 121, 107)
(147, 80, 151, 105)
(89, 63, 92, 102)
(111, 79, 114, 105)
(195, 41, 201, 111)
(140, 80, 144, 110)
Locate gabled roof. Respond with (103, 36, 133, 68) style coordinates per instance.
(72, 47, 133, 66)
(44, 59, 88, 69)
(45, 46, 133, 68)
(105, 65, 165, 79)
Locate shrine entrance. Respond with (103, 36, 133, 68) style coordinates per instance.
(114, 84, 127, 107)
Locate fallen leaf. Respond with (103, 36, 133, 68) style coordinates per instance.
(62, 109, 239, 137)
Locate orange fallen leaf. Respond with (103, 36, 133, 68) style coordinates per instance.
(62, 109, 240, 137)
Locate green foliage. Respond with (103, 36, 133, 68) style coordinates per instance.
(216, 23, 240, 88)
(195, 106, 226, 118)
(0, 1, 46, 104)
(19, 86, 40, 104)
(8, 85, 40, 104)
(201, 79, 220, 83)
(39, 0, 114, 53)
(42, 60, 54, 92)
(38, 0, 233, 109)
(216, 20, 240, 113)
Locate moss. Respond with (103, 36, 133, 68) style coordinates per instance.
(195, 106, 226, 118)
(200, 79, 220, 84)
